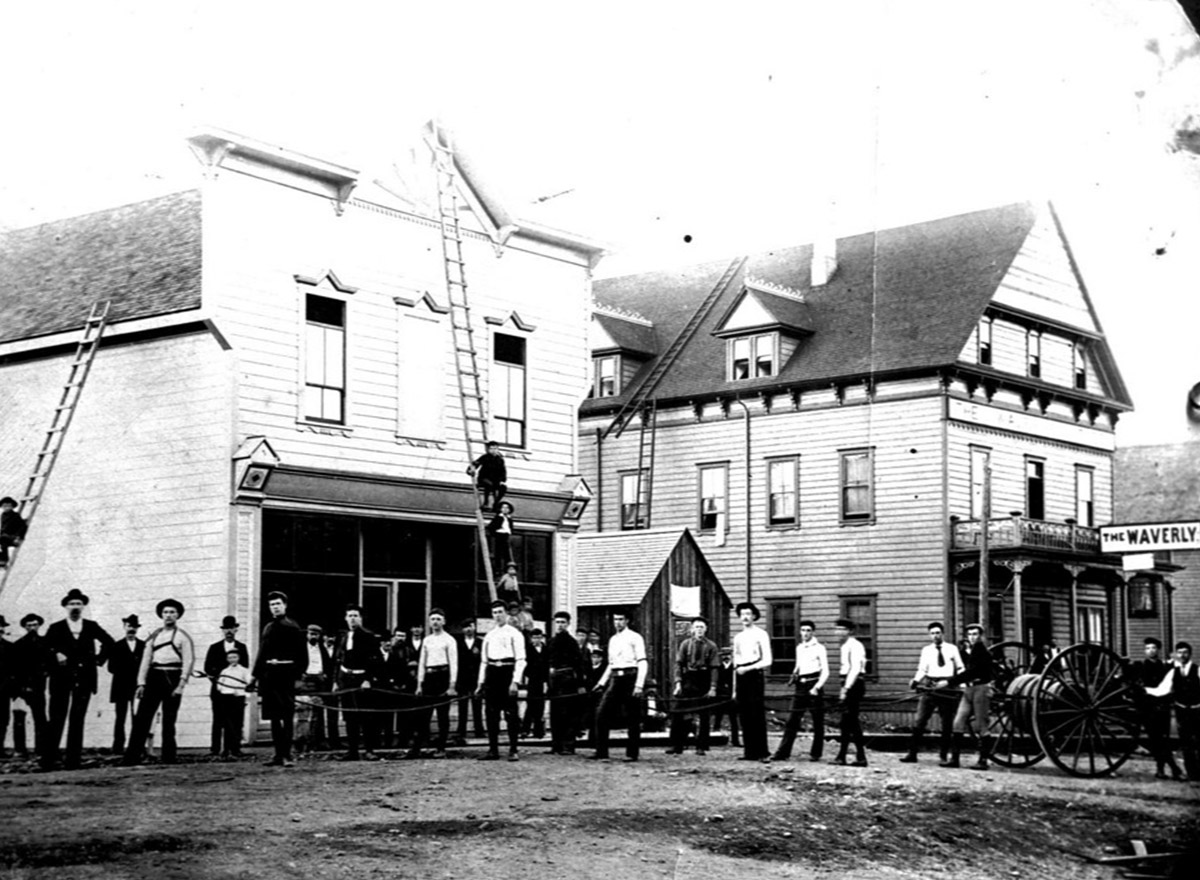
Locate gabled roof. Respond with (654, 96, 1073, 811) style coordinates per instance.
(1114, 443, 1200, 521)
(0, 190, 203, 345)
(583, 202, 1123, 413)
(593, 312, 658, 357)
(713, 287, 815, 338)
(574, 529, 690, 605)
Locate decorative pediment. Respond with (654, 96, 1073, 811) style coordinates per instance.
(484, 311, 536, 332)
(713, 287, 814, 339)
(393, 291, 449, 314)
(294, 270, 358, 295)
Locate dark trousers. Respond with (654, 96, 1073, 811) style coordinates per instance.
(477, 478, 506, 510)
(456, 691, 485, 738)
(483, 664, 520, 754)
(214, 694, 245, 755)
(124, 668, 183, 763)
(669, 673, 713, 752)
(711, 695, 739, 745)
(594, 673, 642, 759)
(522, 683, 546, 737)
(0, 694, 8, 752)
(296, 674, 328, 748)
(47, 674, 93, 767)
(906, 688, 957, 758)
(775, 677, 826, 760)
(111, 697, 134, 752)
(326, 700, 342, 747)
(411, 669, 452, 753)
(261, 668, 297, 760)
(736, 669, 769, 759)
(492, 533, 512, 572)
(548, 670, 581, 752)
(338, 673, 378, 756)
(1178, 706, 1200, 780)
(18, 688, 48, 756)
(836, 679, 866, 760)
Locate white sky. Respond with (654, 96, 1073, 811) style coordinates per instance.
(2, 0, 1199, 446)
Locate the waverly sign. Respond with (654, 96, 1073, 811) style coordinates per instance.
(1100, 521, 1200, 553)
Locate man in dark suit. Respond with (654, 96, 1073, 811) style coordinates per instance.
(43, 588, 115, 769)
(1129, 637, 1185, 780)
(455, 618, 485, 742)
(203, 615, 249, 756)
(10, 614, 50, 759)
(106, 614, 145, 753)
(522, 628, 549, 739)
(0, 616, 13, 757)
(332, 604, 382, 761)
(247, 591, 307, 767)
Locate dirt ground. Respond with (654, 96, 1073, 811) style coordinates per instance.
(0, 736, 1196, 880)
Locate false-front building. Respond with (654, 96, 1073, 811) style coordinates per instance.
(0, 128, 603, 745)
(576, 202, 1154, 717)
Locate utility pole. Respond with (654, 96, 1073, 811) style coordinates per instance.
(978, 459, 991, 636)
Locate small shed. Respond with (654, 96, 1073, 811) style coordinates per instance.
(574, 529, 731, 690)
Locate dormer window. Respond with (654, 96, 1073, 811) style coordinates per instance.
(1072, 342, 1088, 390)
(594, 355, 619, 398)
(730, 333, 776, 380)
(1026, 330, 1041, 379)
(978, 317, 993, 366)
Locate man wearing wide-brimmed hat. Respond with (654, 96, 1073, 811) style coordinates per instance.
(106, 614, 145, 753)
(203, 615, 249, 756)
(122, 599, 195, 765)
(10, 613, 49, 759)
(43, 588, 115, 769)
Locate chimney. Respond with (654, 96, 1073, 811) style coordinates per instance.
(810, 199, 838, 286)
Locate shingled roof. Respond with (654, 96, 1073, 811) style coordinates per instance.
(1114, 443, 1200, 521)
(583, 202, 1057, 413)
(0, 190, 203, 345)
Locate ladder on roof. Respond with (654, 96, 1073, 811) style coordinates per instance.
(602, 255, 748, 440)
(427, 124, 497, 604)
(628, 400, 657, 530)
(0, 300, 110, 592)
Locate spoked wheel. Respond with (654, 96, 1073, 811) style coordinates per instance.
(1031, 643, 1142, 777)
(986, 641, 1045, 768)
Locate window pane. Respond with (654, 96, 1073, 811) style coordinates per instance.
(323, 388, 343, 422)
(495, 333, 526, 366)
(306, 325, 325, 382)
(307, 295, 344, 327)
(325, 327, 344, 386)
(304, 385, 323, 420)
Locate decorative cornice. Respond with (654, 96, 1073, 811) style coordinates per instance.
(593, 302, 653, 327)
(745, 275, 806, 303)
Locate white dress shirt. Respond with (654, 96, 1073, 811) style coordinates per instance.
(840, 637, 867, 687)
(913, 642, 964, 682)
(793, 638, 829, 690)
(602, 628, 648, 688)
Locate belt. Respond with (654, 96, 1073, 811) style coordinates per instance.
(611, 668, 638, 677)
(266, 659, 295, 665)
(487, 660, 515, 667)
(340, 667, 366, 675)
(795, 673, 821, 681)
(424, 665, 450, 671)
(550, 667, 577, 674)
(151, 664, 182, 670)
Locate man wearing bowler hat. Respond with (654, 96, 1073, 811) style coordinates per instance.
(732, 601, 773, 762)
(11, 613, 50, 759)
(43, 588, 115, 769)
(247, 591, 307, 767)
(122, 599, 195, 765)
(106, 614, 145, 753)
(203, 615, 249, 756)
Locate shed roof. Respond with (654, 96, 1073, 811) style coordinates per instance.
(0, 190, 203, 345)
(574, 529, 689, 606)
(1114, 443, 1200, 521)
(594, 312, 658, 356)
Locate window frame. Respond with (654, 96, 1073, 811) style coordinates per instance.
(729, 332, 777, 381)
(1074, 465, 1095, 528)
(1076, 604, 1107, 645)
(1025, 456, 1045, 520)
(839, 594, 877, 679)
(977, 317, 993, 366)
(765, 455, 800, 528)
(1072, 341, 1088, 390)
(1127, 577, 1158, 619)
(839, 447, 875, 524)
(302, 293, 348, 426)
(594, 354, 619, 398)
(619, 468, 649, 531)
(969, 445, 991, 520)
(696, 462, 729, 532)
(767, 598, 800, 676)
(1026, 329, 1042, 379)
(491, 331, 528, 448)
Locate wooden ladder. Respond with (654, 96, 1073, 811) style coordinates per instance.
(0, 301, 110, 592)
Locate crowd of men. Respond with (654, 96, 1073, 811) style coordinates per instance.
(1, 589, 1197, 780)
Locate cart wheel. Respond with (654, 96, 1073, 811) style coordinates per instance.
(986, 641, 1045, 768)
(1031, 643, 1141, 777)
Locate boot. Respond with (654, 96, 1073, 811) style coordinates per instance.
(971, 737, 990, 770)
(941, 733, 962, 768)
(899, 730, 922, 763)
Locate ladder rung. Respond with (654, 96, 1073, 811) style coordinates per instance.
(464, 414, 487, 421)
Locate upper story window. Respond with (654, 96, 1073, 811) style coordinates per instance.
(1025, 457, 1045, 520)
(594, 355, 619, 398)
(839, 448, 874, 523)
(1072, 342, 1088, 390)
(304, 294, 346, 424)
(620, 469, 649, 530)
(1075, 465, 1094, 527)
(698, 463, 728, 531)
(730, 333, 776, 380)
(767, 456, 799, 527)
(1026, 330, 1042, 379)
(492, 333, 526, 447)
(970, 446, 991, 520)
(977, 317, 993, 366)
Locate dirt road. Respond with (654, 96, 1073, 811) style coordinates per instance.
(0, 743, 1196, 879)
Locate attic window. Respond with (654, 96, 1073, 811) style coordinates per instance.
(730, 334, 776, 380)
(978, 318, 993, 366)
(1026, 330, 1041, 379)
(1072, 342, 1088, 390)
(594, 355, 619, 398)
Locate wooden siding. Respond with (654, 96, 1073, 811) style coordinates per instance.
(0, 332, 235, 748)
(580, 392, 949, 694)
(202, 175, 592, 494)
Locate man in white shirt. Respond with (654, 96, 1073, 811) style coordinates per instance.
(732, 601, 773, 761)
(476, 600, 526, 761)
(900, 621, 964, 764)
(833, 617, 868, 767)
(295, 624, 331, 754)
(591, 609, 648, 762)
(407, 608, 458, 759)
(1146, 640, 1200, 780)
(771, 619, 828, 763)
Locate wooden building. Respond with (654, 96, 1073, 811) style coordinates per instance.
(574, 528, 730, 689)
(576, 202, 1159, 721)
(0, 127, 603, 747)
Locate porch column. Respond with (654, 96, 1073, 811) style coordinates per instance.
(1064, 564, 1086, 645)
(1117, 578, 1129, 656)
(1000, 559, 1030, 645)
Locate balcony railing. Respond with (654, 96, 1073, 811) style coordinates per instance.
(950, 514, 1100, 554)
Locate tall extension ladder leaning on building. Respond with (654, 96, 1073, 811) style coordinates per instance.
(0, 300, 111, 595)
(426, 125, 498, 603)
(601, 255, 747, 529)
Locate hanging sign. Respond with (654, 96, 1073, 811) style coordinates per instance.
(1100, 521, 1200, 553)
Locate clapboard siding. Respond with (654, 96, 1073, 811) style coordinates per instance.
(992, 210, 1099, 333)
(203, 175, 591, 493)
(0, 332, 234, 748)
